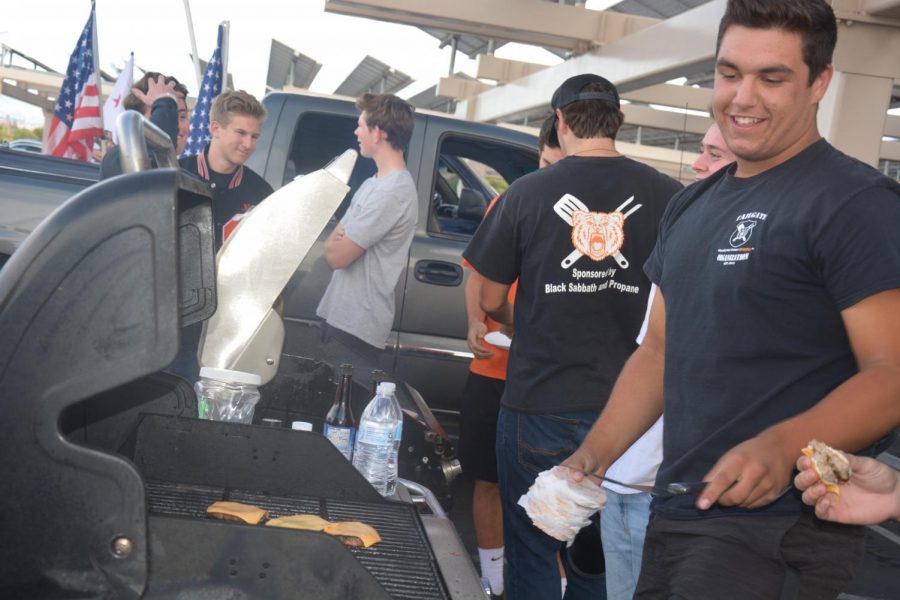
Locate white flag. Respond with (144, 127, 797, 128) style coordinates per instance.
(102, 53, 134, 145)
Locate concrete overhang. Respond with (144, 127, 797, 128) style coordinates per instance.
(832, 0, 900, 20)
(323, 0, 659, 53)
(454, 0, 726, 123)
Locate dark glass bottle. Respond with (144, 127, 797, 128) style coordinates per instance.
(324, 363, 356, 460)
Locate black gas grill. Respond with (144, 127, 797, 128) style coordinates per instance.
(0, 169, 482, 599)
(130, 412, 450, 600)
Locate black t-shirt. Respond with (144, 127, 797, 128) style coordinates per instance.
(646, 139, 900, 518)
(178, 146, 274, 249)
(464, 155, 682, 413)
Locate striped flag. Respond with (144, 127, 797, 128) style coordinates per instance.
(181, 24, 225, 158)
(44, 1, 103, 160)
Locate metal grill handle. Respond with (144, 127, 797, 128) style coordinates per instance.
(397, 478, 447, 519)
(115, 110, 178, 174)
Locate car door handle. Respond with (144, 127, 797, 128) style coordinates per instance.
(414, 260, 463, 287)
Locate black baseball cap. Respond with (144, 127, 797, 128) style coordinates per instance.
(551, 74, 620, 110)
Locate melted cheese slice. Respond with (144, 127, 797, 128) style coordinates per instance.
(206, 501, 269, 524)
(323, 521, 382, 547)
(266, 514, 333, 531)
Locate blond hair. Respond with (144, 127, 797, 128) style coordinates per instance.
(210, 90, 267, 127)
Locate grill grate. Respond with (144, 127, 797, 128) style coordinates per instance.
(145, 480, 449, 600)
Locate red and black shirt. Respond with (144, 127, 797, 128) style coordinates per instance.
(178, 145, 274, 248)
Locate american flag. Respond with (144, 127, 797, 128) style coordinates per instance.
(181, 24, 225, 157)
(44, 1, 103, 160)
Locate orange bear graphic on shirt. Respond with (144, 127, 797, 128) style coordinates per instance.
(571, 210, 624, 262)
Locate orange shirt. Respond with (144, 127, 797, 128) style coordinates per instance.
(463, 195, 517, 381)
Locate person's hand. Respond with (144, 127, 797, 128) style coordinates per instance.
(333, 223, 346, 241)
(131, 75, 180, 108)
(466, 321, 494, 359)
(560, 447, 606, 485)
(794, 453, 900, 525)
(697, 434, 795, 510)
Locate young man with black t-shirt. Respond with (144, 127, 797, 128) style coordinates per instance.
(564, 1, 900, 598)
(179, 90, 273, 249)
(463, 74, 682, 600)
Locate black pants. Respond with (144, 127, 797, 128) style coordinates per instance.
(634, 512, 865, 600)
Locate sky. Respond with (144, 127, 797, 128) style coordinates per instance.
(0, 0, 566, 128)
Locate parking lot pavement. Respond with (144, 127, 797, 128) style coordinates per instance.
(447, 442, 900, 599)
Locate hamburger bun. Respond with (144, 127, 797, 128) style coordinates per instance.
(802, 440, 851, 495)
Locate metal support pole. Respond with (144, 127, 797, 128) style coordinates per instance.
(220, 21, 230, 91)
(91, 1, 103, 110)
(183, 0, 203, 89)
(448, 35, 458, 77)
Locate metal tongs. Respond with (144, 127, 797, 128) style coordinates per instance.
(577, 471, 709, 498)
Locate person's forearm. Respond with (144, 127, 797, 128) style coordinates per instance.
(485, 302, 513, 327)
(479, 278, 513, 327)
(759, 365, 900, 471)
(578, 342, 665, 470)
(150, 97, 178, 148)
(464, 272, 487, 327)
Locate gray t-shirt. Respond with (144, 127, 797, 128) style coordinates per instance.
(316, 169, 418, 348)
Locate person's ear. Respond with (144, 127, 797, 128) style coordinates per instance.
(210, 120, 221, 137)
(810, 64, 833, 105)
(555, 109, 569, 135)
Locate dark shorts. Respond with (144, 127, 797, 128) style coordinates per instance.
(458, 372, 504, 483)
(635, 512, 865, 600)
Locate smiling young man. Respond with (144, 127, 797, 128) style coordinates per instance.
(315, 93, 417, 384)
(563, 1, 900, 598)
(691, 122, 736, 180)
(179, 90, 273, 249)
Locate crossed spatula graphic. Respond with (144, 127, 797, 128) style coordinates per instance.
(552, 194, 642, 269)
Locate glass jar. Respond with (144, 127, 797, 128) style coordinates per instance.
(195, 367, 262, 424)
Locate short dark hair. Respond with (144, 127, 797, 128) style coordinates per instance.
(210, 90, 266, 127)
(538, 115, 560, 152)
(124, 72, 189, 113)
(558, 81, 624, 140)
(716, 0, 837, 85)
(355, 93, 415, 151)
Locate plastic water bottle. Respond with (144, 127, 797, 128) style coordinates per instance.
(352, 382, 403, 496)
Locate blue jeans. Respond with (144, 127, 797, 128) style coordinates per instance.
(496, 407, 606, 600)
(600, 490, 651, 600)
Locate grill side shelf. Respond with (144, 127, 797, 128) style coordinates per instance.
(133, 413, 384, 502)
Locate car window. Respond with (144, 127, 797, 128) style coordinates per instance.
(285, 112, 376, 220)
(428, 134, 537, 238)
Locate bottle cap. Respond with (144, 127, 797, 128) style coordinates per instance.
(339, 363, 354, 376)
(291, 421, 313, 432)
(199, 367, 262, 386)
(377, 382, 396, 397)
(261, 418, 283, 428)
